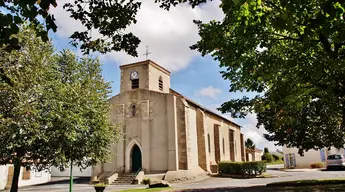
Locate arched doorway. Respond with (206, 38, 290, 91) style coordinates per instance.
(131, 145, 142, 172)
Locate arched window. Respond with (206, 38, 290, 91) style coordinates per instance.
(131, 105, 136, 117)
(207, 134, 211, 153)
(158, 76, 163, 91)
(223, 138, 225, 154)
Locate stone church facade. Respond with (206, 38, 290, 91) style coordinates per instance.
(93, 60, 245, 178)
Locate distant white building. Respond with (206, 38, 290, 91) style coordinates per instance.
(50, 166, 92, 177)
(283, 146, 345, 168)
(0, 165, 50, 190)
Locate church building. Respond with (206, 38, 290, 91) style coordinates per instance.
(93, 60, 245, 182)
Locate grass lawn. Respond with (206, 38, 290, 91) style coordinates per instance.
(118, 187, 173, 192)
(267, 160, 284, 165)
(266, 178, 345, 187)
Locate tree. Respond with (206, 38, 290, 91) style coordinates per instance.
(191, 0, 345, 153)
(262, 147, 273, 162)
(245, 138, 256, 150)
(0, 0, 209, 55)
(0, 25, 119, 192)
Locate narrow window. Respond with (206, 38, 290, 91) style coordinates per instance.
(208, 134, 211, 153)
(223, 138, 225, 154)
(159, 76, 163, 91)
(132, 79, 139, 89)
(131, 105, 136, 117)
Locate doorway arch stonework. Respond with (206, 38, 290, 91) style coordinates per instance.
(125, 140, 143, 172)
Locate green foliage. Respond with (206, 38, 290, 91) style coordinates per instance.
(142, 178, 151, 185)
(0, 0, 210, 55)
(262, 153, 274, 163)
(272, 154, 280, 161)
(245, 138, 255, 150)
(94, 183, 108, 187)
(310, 162, 324, 169)
(0, 25, 119, 192)
(191, 0, 345, 152)
(264, 148, 269, 154)
(218, 161, 267, 176)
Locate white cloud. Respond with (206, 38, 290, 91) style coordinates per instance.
(205, 105, 281, 151)
(195, 86, 223, 99)
(50, 0, 224, 72)
(241, 113, 282, 151)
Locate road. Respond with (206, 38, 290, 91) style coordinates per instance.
(5, 164, 345, 192)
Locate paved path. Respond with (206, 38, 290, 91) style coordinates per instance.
(6, 164, 345, 192)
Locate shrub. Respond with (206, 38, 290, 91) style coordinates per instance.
(272, 154, 281, 161)
(94, 183, 108, 187)
(142, 178, 151, 185)
(218, 161, 267, 176)
(310, 162, 324, 169)
(262, 153, 274, 163)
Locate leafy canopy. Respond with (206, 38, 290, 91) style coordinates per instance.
(0, 0, 211, 55)
(245, 138, 255, 150)
(0, 25, 119, 179)
(191, 0, 345, 152)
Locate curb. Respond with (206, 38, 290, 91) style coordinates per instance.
(266, 180, 345, 187)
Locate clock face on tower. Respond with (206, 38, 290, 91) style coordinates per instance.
(130, 70, 139, 80)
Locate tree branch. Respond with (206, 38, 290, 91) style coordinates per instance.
(319, 33, 336, 57)
(271, 33, 302, 41)
(335, 42, 345, 55)
(265, 1, 303, 41)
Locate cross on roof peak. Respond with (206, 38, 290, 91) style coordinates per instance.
(143, 45, 151, 60)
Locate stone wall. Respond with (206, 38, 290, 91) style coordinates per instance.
(196, 109, 207, 171)
(229, 130, 235, 161)
(240, 133, 245, 162)
(176, 98, 188, 170)
(187, 105, 199, 169)
(214, 124, 220, 163)
(96, 89, 179, 174)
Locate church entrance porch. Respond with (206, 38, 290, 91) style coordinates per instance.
(131, 145, 142, 172)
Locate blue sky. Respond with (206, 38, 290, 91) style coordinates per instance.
(49, 0, 281, 151)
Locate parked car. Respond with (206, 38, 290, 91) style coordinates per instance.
(326, 154, 345, 170)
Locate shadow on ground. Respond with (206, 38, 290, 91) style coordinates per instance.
(38, 177, 91, 186)
(175, 184, 345, 192)
(321, 168, 345, 172)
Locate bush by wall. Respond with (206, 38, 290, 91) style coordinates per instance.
(218, 161, 267, 176)
(142, 178, 151, 185)
(310, 162, 324, 169)
(262, 153, 274, 163)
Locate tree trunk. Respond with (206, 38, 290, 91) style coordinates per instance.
(10, 162, 21, 192)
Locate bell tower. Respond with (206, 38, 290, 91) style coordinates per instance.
(119, 60, 171, 93)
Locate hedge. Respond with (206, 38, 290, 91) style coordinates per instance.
(262, 153, 274, 163)
(218, 161, 267, 176)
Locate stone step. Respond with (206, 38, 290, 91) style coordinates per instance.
(113, 181, 132, 183)
(115, 180, 133, 182)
